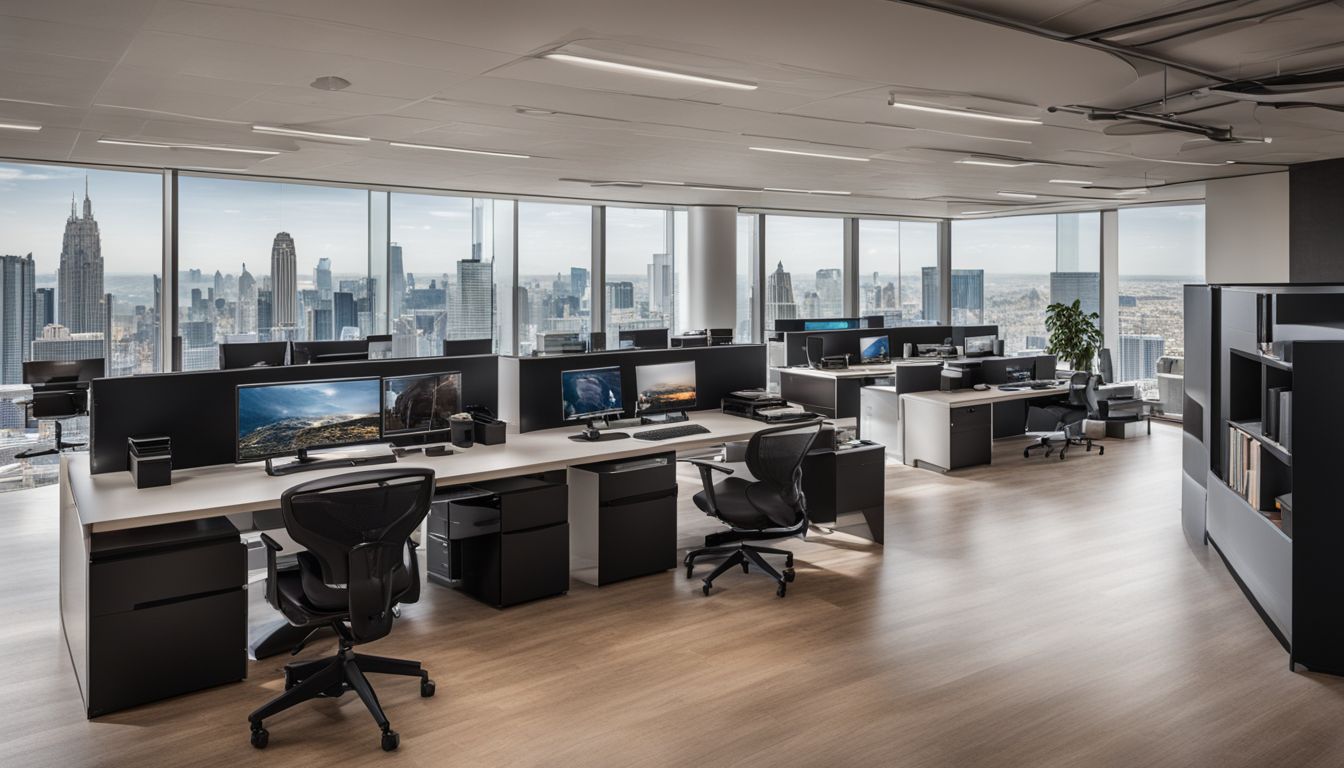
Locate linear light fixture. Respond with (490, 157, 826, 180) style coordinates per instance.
(748, 146, 869, 162)
(763, 187, 852, 196)
(956, 158, 1031, 168)
(0, 121, 41, 132)
(98, 138, 280, 155)
(997, 191, 1038, 199)
(1049, 179, 1093, 185)
(251, 125, 369, 142)
(388, 141, 530, 159)
(960, 210, 1000, 215)
(889, 99, 1041, 125)
(542, 52, 757, 90)
(1115, 188, 1150, 196)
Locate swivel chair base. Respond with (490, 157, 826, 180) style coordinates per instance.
(248, 624, 434, 752)
(1023, 434, 1102, 461)
(685, 544, 796, 598)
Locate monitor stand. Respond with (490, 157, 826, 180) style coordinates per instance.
(16, 420, 84, 460)
(264, 448, 397, 477)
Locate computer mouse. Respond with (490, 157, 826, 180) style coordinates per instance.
(971, 383, 990, 391)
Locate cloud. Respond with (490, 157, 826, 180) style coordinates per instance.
(0, 165, 80, 182)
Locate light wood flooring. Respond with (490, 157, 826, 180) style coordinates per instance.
(5, 424, 1344, 767)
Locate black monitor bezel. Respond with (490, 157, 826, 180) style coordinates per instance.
(560, 365, 625, 421)
(234, 375, 383, 464)
(634, 360, 699, 415)
(381, 371, 463, 438)
(23, 357, 104, 387)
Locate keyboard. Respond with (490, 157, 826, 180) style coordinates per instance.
(632, 424, 712, 441)
(1000, 380, 1062, 390)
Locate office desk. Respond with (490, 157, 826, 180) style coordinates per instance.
(58, 412, 861, 716)
(777, 361, 942, 419)
(901, 384, 1070, 472)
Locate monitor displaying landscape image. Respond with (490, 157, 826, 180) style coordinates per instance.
(635, 361, 698, 413)
(382, 372, 462, 436)
(561, 366, 624, 420)
(236, 377, 382, 462)
(859, 335, 890, 362)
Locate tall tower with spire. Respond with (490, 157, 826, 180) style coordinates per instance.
(58, 177, 105, 335)
(270, 232, 297, 329)
(236, 262, 257, 335)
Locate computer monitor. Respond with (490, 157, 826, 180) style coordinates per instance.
(859, 335, 890, 363)
(964, 335, 996, 358)
(561, 366, 624, 421)
(1003, 361, 1034, 383)
(442, 338, 492, 357)
(219, 341, 289, 369)
(382, 372, 462, 437)
(635, 360, 697, 414)
(538, 332, 586, 355)
(23, 358, 104, 388)
(235, 377, 382, 463)
(618, 328, 670, 350)
(291, 339, 370, 364)
(803, 320, 855, 331)
(367, 334, 393, 360)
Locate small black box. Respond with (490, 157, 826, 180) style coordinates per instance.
(474, 419, 507, 445)
(128, 451, 172, 489)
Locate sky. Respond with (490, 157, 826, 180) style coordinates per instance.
(0, 160, 1204, 282)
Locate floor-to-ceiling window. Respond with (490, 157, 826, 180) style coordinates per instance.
(0, 161, 163, 489)
(516, 202, 592, 354)
(1118, 204, 1205, 409)
(736, 214, 759, 342)
(762, 215, 845, 330)
(178, 176, 369, 370)
(604, 207, 674, 347)
(952, 213, 1100, 353)
(858, 219, 940, 325)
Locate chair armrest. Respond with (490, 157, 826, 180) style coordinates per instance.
(259, 533, 283, 611)
(676, 458, 731, 515)
(401, 537, 422, 605)
(677, 458, 735, 475)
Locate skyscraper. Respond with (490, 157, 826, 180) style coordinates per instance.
(453, 258, 494, 340)
(815, 268, 843, 317)
(570, 267, 589, 301)
(765, 261, 798, 330)
(315, 257, 333, 302)
(922, 267, 984, 325)
(389, 243, 406, 322)
(34, 287, 54, 329)
(58, 179, 104, 335)
(1050, 272, 1100, 317)
(333, 291, 357, 338)
(257, 289, 273, 341)
(648, 253, 673, 317)
(270, 232, 297, 329)
(0, 253, 35, 384)
(606, 281, 635, 310)
(236, 263, 257, 335)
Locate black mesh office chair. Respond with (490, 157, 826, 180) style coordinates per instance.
(1023, 371, 1102, 460)
(682, 420, 822, 597)
(248, 468, 436, 752)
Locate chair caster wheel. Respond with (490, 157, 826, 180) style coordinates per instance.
(776, 584, 787, 598)
(381, 729, 400, 752)
(1023, 448, 1031, 458)
(250, 726, 269, 749)
(686, 565, 694, 579)
(1059, 453, 1066, 460)
(741, 560, 749, 573)
(785, 555, 794, 567)
(783, 568, 795, 583)
(421, 679, 436, 697)
(701, 581, 712, 596)
(1098, 446, 1105, 455)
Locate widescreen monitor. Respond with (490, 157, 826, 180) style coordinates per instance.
(443, 338, 492, 356)
(618, 328, 670, 350)
(220, 341, 288, 369)
(964, 335, 996, 357)
(635, 360, 698, 414)
(561, 366, 624, 421)
(803, 320, 855, 331)
(1003, 361, 1034, 382)
(382, 372, 462, 437)
(23, 358, 104, 387)
(236, 377, 382, 463)
(859, 335, 890, 363)
(291, 339, 369, 364)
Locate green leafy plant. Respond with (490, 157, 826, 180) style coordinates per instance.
(1044, 299, 1103, 373)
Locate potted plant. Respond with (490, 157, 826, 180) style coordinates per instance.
(1044, 299, 1103, 373)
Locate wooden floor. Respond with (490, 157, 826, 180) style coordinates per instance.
(6, 424, 1344, 767)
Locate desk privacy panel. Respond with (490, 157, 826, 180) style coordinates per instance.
(89, 355, 499, 474)
(782, 326, 972, 367)
(506, 345, 767, 433)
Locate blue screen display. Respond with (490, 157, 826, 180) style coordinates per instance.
(237, 377, 382, 462)
(561, 366, 624, 420)
(803, 320, 855, 331)
(859, 336, 890, 362)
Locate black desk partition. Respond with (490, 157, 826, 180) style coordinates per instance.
(506, 345, 767, 433)
(89, 355, 499, 474)
(782, 326, 957, 367)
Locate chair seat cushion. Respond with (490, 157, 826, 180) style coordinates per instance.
(693, 477, 801, 530)
(279, 549, 412, 618)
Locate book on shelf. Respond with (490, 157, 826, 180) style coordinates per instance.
(1227, 424, 1262, 505)
(1278, 391, 1292, 452)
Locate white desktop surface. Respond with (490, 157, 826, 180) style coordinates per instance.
(776, 360, 942, 379)
(901, 382, 1070, 408)
(66, 411, 775, 533)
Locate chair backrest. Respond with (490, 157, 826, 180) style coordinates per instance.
(280, 468, 434, 642)
(1098, 348, 1114, 385)
(1066, 371, 1091, 409)
(1083, 374, 1104, 418)
(744, 420, 823, 527)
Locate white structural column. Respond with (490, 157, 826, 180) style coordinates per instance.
(687, 206, 737, 330)
(1101, 209, 1120, 354)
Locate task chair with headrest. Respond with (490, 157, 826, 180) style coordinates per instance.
(1023, 371, 1103, 460)
(682, 420, 823, 597)
(248, 468, 436, 752)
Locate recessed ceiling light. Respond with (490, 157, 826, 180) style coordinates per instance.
(889, 99, 1041, 125)
(388, 141, 530, 159)
(956, 158, 1031, 168)
(749, 146, 870, 162)
(997, 191, 1038, 199)
(960, 210, 999, 215)
(251, 125, 369, 142)
(310, 76, 351, 91)
(0, 121, 41, 132)
(763, 187, 852, 196)
(98, 138, 280, 155)
(1049, 179, 1093, 185)
(542, 53, 757, 91)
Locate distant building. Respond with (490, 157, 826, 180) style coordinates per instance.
(765, 261, 798, 330)
(453, 258, 493, 340)
(270, 232, 297, 329)
(606, 281, 635, 311)
(58, 180, 105, 335)
(236, 263, 257, 335)
(1050, 271, 1100, 317)
(0, 254, 36, 384)
(333, 291, 357, 338)
(923, 267, 984, 324)
(389, 243, 406, 322)
(34, 287, 54, 329)
(648, 253, 673, 318)
(815, 268, 843, 317)
(1118, 333, 1165, 382)
(30, 324, 103, 363)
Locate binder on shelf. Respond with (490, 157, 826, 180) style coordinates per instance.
(1278, 391, 1292, 452)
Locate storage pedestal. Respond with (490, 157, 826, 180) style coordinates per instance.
(569, 452, 678, 586)
(802, 443, 885, 544)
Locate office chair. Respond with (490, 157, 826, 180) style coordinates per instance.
(1098, 348, 1115, 385)
(682, 420, 823, 597)
(1023, 372, 1102, 460)
(248, 468, 436, 752)
(1081, 373, 1149, 436)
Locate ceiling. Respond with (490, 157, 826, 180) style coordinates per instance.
(1, 0, 1340, 218)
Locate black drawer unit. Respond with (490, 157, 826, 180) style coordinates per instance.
(427, 478, 569, 607)
(802, 443, 885, 544)
(948, 404, 992, 469)
(86, 517, 246, 717)
(569, 452, 678, 586)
